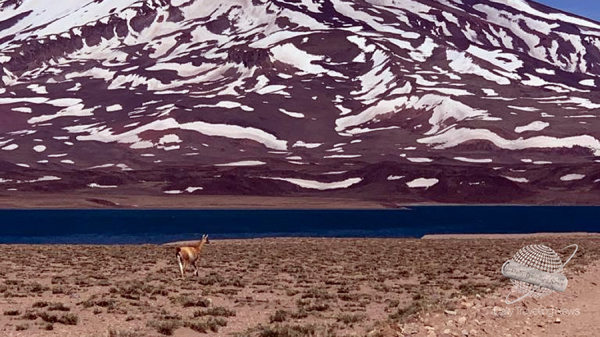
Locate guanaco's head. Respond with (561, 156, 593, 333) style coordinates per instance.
(201, 234, 210, 245)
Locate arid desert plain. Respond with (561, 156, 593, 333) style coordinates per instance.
(0, 235, 599, 337)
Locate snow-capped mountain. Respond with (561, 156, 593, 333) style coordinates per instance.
(1, 0, 600, 205)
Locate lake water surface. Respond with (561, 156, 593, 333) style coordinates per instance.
(0, 206, 598, 244)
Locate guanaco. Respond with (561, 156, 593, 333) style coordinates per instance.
(175, 234, 209, 279)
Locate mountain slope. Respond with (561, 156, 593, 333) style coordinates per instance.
(1, 0, 600, 205)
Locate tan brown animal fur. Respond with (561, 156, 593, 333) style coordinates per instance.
(176, 234, 209, 279)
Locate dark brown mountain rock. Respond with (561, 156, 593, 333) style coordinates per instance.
(0, 0, 600, 205)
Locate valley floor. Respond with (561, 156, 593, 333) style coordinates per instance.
(2, 190, 600, 209)
(0, 236, 598, 336)
(0, 193, 389, 209)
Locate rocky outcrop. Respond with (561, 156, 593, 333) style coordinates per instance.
(227, 47, 272, 68)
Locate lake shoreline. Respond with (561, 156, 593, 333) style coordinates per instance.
(162, 232, 600, 246)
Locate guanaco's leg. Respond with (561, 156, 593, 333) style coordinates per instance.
(192, 261, 199, 277)
(177, 254, 185, 279)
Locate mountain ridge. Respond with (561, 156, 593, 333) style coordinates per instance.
(1, 0, 600, 205)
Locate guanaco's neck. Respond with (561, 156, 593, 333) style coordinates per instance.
(196, 241, 205, 252)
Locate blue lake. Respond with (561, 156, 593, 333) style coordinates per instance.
(0, 207, 598, 244)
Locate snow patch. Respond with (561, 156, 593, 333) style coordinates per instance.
(65, 118, 288, 151)
(419, 128, 600, 156)
(536, 68, 555, 75)
(560, 174, 585, 182)
(502, 176, 529, 183)
(88, 183, 118, 189)
(323, 154, 361, 159)
(293, 141, 322, 149)
(31, 176, 61, 182)
(159, 134, 182, 144)
(12, 107, 32, 113)
(263, 177, 362, 190)
(407, 157, 433, 163)
(447, 50, 510, 85)
(106, 104, 123, 112)
(185, 187, 203, 193)
(279, 108, 305, 118)
(406, 178, 439, 188)
(2, 144, 18, 151)
(508, 106, 539, 112)
(271, 43, 345, 77)
(33, 145, 47, 153)
(515, 121, 549, 133)
(215, 161, 266, 166)
(454, 157, 493, 163)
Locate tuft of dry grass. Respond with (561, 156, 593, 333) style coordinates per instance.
(15, 323, 29, 331)
(254, 323, 324, 337)
(22, 310, 38, 320)
(269, 309, 288, 323)
(32, 301, 50, 308)
(58, 313, 79, 325)
(336, 312, 365, 325)
(194, 306, 236, 317)
(48, 302, 70, 311)
(38, 311, 58, 323)
(184, 317, 227, 333)
(170, 294, 211, 308)
(148, 319, 182, 336)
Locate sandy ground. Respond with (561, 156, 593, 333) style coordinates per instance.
(0, 235, 598, 336)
